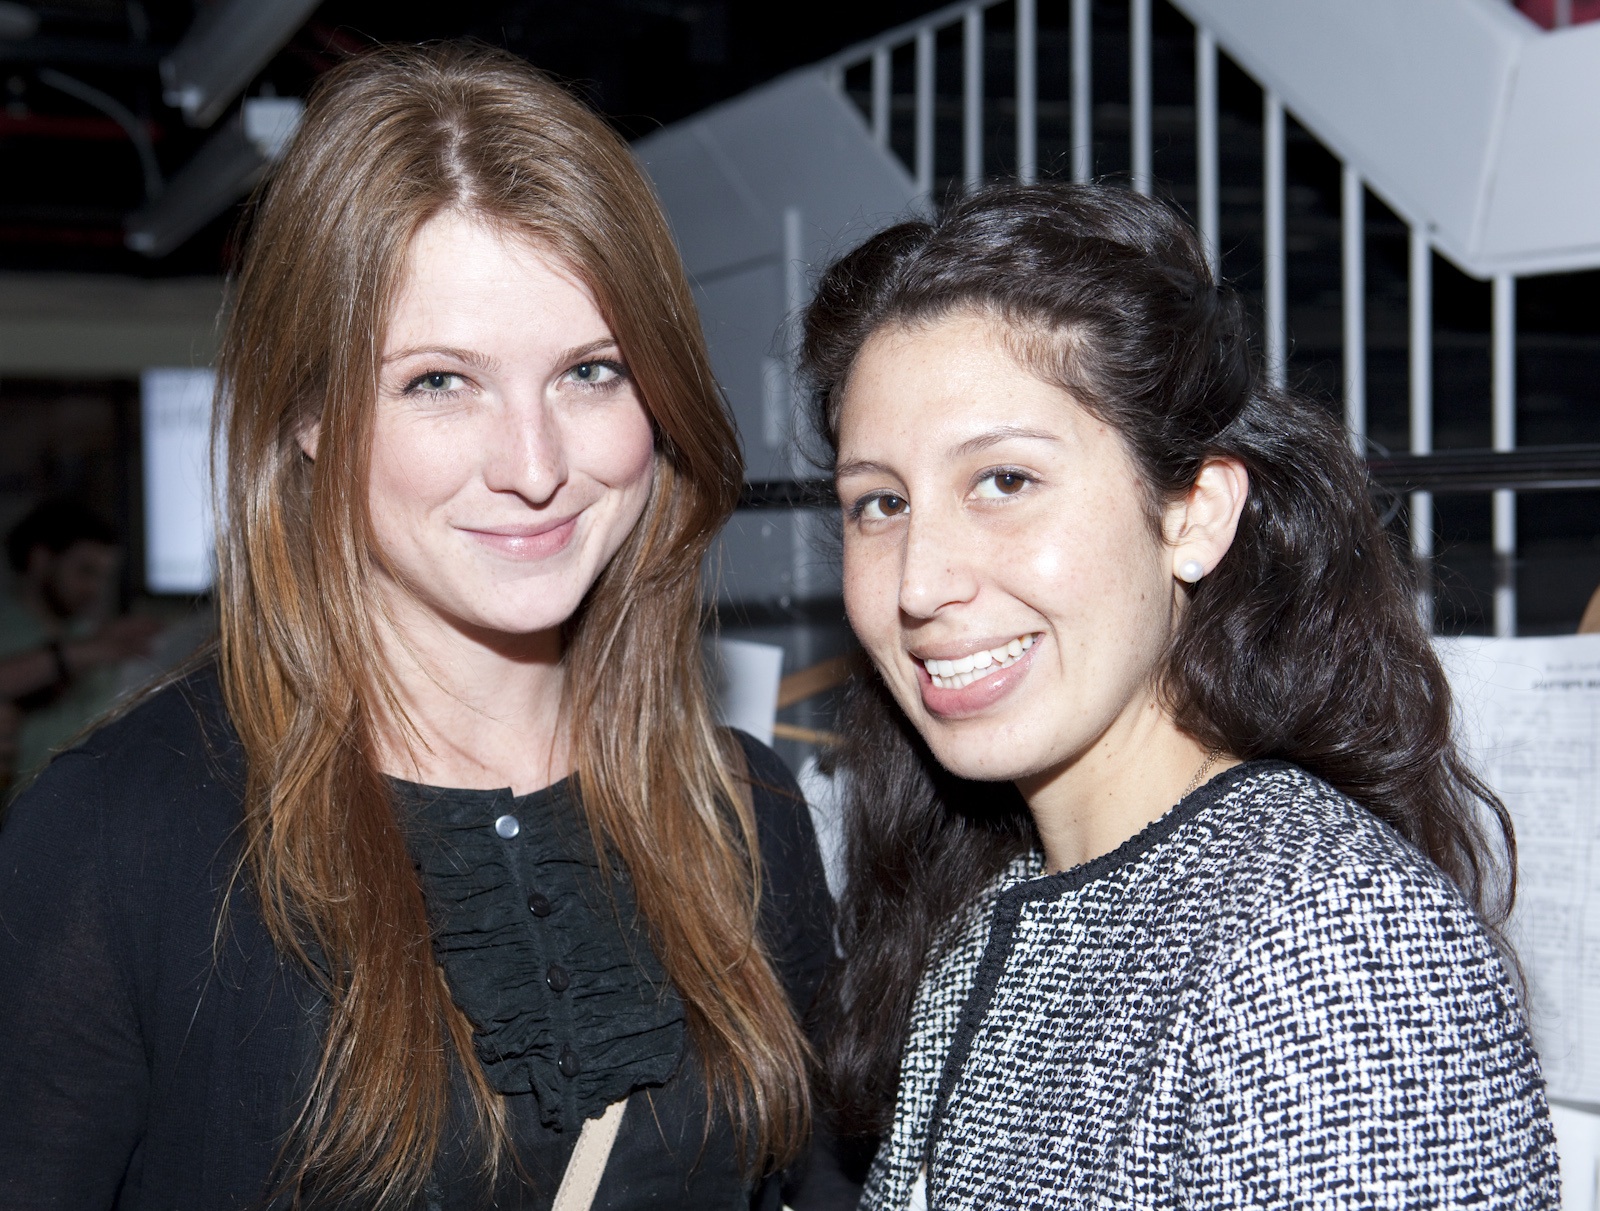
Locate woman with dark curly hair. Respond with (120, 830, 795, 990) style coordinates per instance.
(805, 183, 1560, 1209)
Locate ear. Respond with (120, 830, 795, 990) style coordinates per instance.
(296, 418, 321, 461)
(1162, 456, 1249, 583)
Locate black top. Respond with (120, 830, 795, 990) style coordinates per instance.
(0, 666, 842, 1211)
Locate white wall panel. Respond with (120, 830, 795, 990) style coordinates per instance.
(1171, 0, 1600, 278)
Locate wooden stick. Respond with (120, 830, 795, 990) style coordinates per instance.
(772, 722, 842, 748)
(776, 654, 855, 709)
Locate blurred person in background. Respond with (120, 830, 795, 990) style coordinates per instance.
(0, 498, 158, 789)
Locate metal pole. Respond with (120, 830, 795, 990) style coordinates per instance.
(1131, 0, 1151, 194)
(916, 27, 935, 196)
(784, 206, 818, 616)
(1195, 28, 1219, 276)
(1017, 0, 1037, 183)
(1264, 91, 1287, 390)
(1409, 228, 1434, 627)
(1492, 273, 1517, 637)
(964, 6, 984, 189)
(872, 46, 891, 148)
(1071, 0, 1091, 183)
(1342, 165, 1365, 450)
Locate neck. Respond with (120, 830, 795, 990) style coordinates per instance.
(1017, 693, 1235, 874)
(372, 589, 569, 796)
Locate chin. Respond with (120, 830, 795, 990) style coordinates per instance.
(449, 597, 581, 639)
(921, 731, 1036, 785)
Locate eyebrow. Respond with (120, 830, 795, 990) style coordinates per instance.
(833, 458, 899, 481)
(380, 337, 622, 370)
(949, 425, 1061, 457)
(382, 345, 498, 369)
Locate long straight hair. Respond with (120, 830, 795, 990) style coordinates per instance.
(216, 43, 808, 1206)
(800, 183, 1516, 1137)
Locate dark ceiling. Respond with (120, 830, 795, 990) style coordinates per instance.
(0, 0, 944, 277)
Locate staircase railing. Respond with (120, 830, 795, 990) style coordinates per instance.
(806, 0, 1598, 639)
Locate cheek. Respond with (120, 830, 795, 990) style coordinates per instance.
(368, 416, 476, 524)
(842, 536, 900, 650)
(570, 399, 656, 490)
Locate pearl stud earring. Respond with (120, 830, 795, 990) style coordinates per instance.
(1176, 559, 1205, 583)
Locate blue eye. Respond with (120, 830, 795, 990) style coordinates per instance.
(567, 360, 623, 387)
(406, 371, 466, 394)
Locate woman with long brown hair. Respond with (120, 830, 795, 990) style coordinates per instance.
(0, 44, 837, 1211)
(806, 184, 1559, 1208)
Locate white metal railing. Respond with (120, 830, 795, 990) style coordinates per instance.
(822, 0, 1529, 638)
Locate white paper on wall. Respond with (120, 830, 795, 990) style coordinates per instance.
(708, 637, 784, 747)
(141, 367, 217, 594)
(1436, 633, 1600, 1106)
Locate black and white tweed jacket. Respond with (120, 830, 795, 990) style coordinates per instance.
(863, 761, 1561, 1210)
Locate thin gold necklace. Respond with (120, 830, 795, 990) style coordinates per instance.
(1180, 745, 1225, 802)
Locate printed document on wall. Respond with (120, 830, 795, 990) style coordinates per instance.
(1438, 633, 1600, 1105)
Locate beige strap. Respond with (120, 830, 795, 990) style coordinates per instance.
(551, 1098, 628, 1211)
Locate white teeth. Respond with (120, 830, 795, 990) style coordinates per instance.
(922, 634, 1040, 689)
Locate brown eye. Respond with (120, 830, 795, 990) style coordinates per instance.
(860, 493, 908, 520)
(976, 471, 1030, 499)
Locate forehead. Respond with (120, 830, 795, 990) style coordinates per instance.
(836, 312, 1081, 448)
(387, 211, 603, 330)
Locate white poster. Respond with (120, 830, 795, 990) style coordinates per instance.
(1438, 633, 1600, 1107)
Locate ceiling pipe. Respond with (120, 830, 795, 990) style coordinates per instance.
(125, 96, 301, 257)
(37, 67, 164, 202)
(160, 0, 320, 127)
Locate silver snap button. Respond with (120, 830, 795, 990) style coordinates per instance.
(494, 814, 520, 839)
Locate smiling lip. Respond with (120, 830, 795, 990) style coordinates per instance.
(460, 515, 580, 559)
(914, 634, 1041, 719)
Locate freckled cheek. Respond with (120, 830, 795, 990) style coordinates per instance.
(842, 539, 901, 658)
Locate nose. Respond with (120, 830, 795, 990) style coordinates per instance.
(482, 390, 568, 505)
(898, 507, 979, 621)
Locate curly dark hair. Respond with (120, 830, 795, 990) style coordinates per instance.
(801, 182, 1516, 1138)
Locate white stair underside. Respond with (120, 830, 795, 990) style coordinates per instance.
(1172, 0, 1600, 278)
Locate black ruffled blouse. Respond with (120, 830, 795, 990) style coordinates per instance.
(393, 732, 838, 1210)
(397, 774, 685, 1135)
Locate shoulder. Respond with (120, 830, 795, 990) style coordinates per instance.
(30, 662, 240, 803)
(1199, 763, 1533, 1076)
(6, 664, 245, 879)
(725, 730, 835, 1014)
(1206, 762, 1480, 928)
